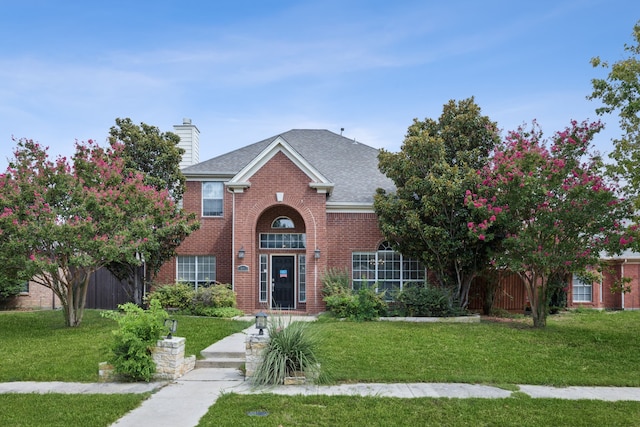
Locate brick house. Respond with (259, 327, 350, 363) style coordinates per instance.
(9, 119, 638, 314)
(156, 119, 639, 315)
(155, 121, 426, 314)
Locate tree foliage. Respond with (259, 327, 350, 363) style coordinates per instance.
(106, 118, 199, 303)
(467, 120, 631, 327)
(589, 21, 640, 203)
(374, 98, 501, 308)
(0, 139, 197, 326)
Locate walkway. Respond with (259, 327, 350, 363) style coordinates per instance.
(2, 319, 640, 427)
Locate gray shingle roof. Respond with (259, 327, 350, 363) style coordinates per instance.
(182, 129, 396, 204)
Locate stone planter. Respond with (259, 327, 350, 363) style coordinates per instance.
(99, 336, 195, 382)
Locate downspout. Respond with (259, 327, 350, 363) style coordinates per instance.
(303, 205, 318, 311)
(231, 189, 236, 291)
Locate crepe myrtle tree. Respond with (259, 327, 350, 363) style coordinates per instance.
(467, 120, 632, 327)
(0, 138, 197, 327)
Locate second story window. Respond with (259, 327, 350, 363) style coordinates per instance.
(202, 182, 223, 217)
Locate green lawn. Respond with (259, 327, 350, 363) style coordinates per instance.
(3, 309, 640, 426)
(313, 310, 640, 386)
(0, 309, 252, 382)
(0, 393, 148, 427)
(200, 393, 640, 427)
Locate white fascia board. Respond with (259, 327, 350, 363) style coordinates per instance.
(326, 202, 376, 213)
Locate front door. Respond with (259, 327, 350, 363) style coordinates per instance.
(272, 256, 295, 309)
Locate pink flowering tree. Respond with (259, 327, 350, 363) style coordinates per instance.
(0, 139, 198, 326)
(467, 120, 631, 327)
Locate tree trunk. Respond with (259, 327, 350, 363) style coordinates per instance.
(521, 271, 549, 328)
(61, 268, 92, 327)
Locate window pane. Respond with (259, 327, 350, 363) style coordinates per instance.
(572, 274, 593, 302)
(202, 182, 223, 216)
(197, 256, 216, 285)
(177, 256, 196, 286)
(260, 255, 268, 302)
(259, 233, 306, 249)
(273, 217, 294, 228)
(299, 255, 306, 302)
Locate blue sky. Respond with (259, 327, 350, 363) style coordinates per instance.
(0, 0, 638, 168)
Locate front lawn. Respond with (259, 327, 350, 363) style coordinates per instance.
(0, 393, 148, 427)
(0, 309, 251, 382)
(313, 310, 640, 386)
(200, 393, 640, 427)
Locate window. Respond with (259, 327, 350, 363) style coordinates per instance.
(572, 274, 593, 303)
(20, 281, 29, 294)
(177, 256, 216, 290)
(298, 255, 306, 302)
(352, 242, 425, 300)
(260, 254, 268, 302)
(259, 233, 306, 249)
(202, 182, 223, 217)
(272, 217, 294, 228)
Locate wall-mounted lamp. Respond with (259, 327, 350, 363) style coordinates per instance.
(238, 246, 245, 259)
(314, 248, 321, 259)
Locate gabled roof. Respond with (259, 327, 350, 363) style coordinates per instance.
(182, 129, 396, 206)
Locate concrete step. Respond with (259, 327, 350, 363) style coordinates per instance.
(195, 358, 245, 369)
(200, 349, 245, 359)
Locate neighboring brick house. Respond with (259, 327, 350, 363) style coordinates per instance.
(155, 123, 426, 314)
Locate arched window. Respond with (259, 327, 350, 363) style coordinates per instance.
(272, 216, 294, 229)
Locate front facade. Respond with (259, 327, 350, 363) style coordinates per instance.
(155, 126, 425, 314)
(155, 120, 639, 316)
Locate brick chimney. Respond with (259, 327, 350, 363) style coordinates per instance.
(173, 118, 200, 169)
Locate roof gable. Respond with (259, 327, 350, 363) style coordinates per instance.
(182, 129, 396, 205)
(226, 136, 334, 194)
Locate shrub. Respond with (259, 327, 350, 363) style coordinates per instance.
(191, 307, 244, 318)
(352, 286, 387, 321)
(396, 283, 464, 317)
(321, 268, 351, 298)
(252, 319, 325, 386)
(191, 284, 237, 310)
(101, 300, 168, 382)
(145, 283, 194, 311)
(323, 284, 386, 321)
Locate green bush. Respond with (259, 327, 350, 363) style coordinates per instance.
(191, 307, 244, 318)
(321, 268, 351, 297)
(101, 300, 168, 382)
(353, 286, 387, 320)
(321, 268, 387, 320)
(252, 319, 325, 386)
(145, 283, 194, 310)
(191, 284, 237, 310)
(396, 283, 464, 317)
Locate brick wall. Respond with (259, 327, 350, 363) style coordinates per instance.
(155, 151, 388, 315)
(11, 280, 60, 310)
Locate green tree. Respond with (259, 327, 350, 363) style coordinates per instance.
(107, 118, 199, 304)
(374, 98, 501, 308)
(0, 139, 196, 326)
(468, 120, 631, 327)
(589, 21, 640, 203)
